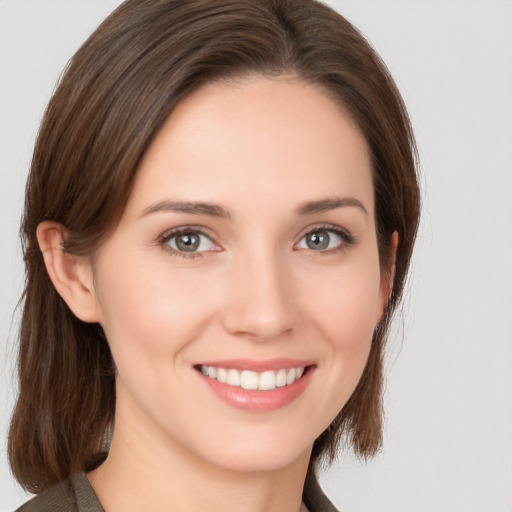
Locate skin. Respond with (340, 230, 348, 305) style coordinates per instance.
(38, 75, 395, 512)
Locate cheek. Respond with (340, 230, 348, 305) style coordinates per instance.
(300, 258, 382, 340)
(298, 257, 381, 401)
(94, 253, 220, 361)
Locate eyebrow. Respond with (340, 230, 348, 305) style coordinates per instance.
(140, 196, 367, 219)
(296, 197, 368, 216)
(140, 200, 232, 219)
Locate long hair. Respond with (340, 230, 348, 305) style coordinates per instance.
(9, 0, 420, 493)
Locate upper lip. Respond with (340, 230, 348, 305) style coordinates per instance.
(194, 358, 314, 372)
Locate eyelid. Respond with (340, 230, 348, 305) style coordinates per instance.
(156, 222, 355, 259)
(157, 225, 221, 258)
(293, 223, 355, 252)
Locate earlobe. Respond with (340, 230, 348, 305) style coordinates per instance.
(37, 221, 100, 323)
(376, 230, 399, 323)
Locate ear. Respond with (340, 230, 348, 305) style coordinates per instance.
(376, 230, 399, 323)
(37, 221, 100, 323)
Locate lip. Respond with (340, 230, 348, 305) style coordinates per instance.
(194, 359, 315, 413)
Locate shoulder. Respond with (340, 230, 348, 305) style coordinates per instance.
(14, 479, 76, 512)
(14, 473, 103, 512)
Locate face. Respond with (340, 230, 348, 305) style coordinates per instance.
(90, 75, 388, 473)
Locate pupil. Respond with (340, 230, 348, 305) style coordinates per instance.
(177, 233, 200, 251)
(308, 231, 329, 250)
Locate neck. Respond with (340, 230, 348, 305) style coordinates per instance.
(88, 403, 312, 512)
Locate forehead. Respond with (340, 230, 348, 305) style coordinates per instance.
(124, 75, 374, 220)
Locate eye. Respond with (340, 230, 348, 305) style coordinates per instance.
(162, 229, 217, 254)
(296, 227, 352, 252)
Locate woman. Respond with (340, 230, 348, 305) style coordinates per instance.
(9, 0, 420, 511)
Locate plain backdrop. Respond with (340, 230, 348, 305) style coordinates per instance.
(1, 1, 511, 511)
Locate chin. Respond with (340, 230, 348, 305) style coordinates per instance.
(208, 447, 310, 474)
(186, 426, 314, 474)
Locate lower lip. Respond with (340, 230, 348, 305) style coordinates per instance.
(198, 368, 314, 413)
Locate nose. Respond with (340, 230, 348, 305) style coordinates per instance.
(221, 249, 297, 341)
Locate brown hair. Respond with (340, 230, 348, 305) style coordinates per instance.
(9, 0, 420, 493)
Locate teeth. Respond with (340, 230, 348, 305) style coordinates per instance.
(259, 370, 276, 391)
(276, 369, 287, 387)
(227, 369, 241, 386)
(240, 370, 259, 390)
(217, 368, 228, 383)
(199, 365, 307, 390)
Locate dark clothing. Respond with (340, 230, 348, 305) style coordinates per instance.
(15, 470, 339, 512)
(15, 474, 102, 512)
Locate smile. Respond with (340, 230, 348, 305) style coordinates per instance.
(195, 359, 314, 412)
(199, 365, 305, 391)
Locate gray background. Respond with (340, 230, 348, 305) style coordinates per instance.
(1, 1, 511, 511)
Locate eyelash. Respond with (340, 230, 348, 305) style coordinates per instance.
(294, 224, 356, 257)
(158, 227, 216, 260)
(295, 223, 355, 255)
(157, 223, 355, 260)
